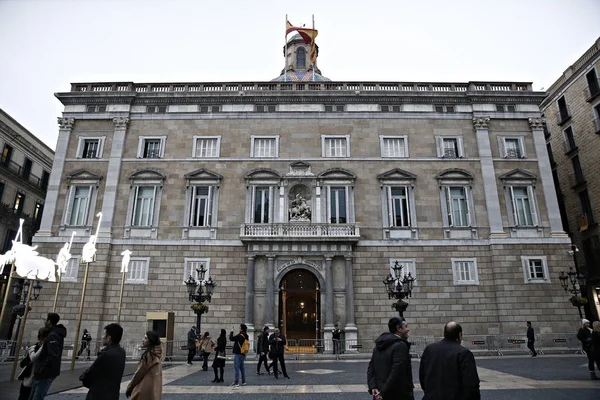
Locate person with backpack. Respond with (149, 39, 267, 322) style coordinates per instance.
(229, 324, 249, 387)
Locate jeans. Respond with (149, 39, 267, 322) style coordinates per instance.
(202, 352, 211, 370)
(28, 378, 54, 400)
(233, 353, 246, 383)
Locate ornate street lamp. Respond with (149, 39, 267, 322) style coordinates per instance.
(559, 244, 588, 319)
(184, 265, 217, 333)
(383, 261, 415, 318)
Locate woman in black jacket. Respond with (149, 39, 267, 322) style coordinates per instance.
(212, 329, 227, 383)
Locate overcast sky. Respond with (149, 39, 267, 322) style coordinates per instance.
(0, 0, 598, 150)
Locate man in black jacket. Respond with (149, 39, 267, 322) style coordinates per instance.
(186, 326, 197, 365)
(526, 321, 537, 357)
(367, 317, 414, 400)
(29, 312, 67, 400)
(80, 323, 126, 400)
(268, 327, 290, 379)
(419, 322, 480, 400)
(77, 329, 93, 360)
(256, 326, 271, 375)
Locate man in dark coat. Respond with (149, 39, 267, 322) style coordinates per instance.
(419, 321, 480, 400)
(577, 319, 597, 379)
(29, 312, 68, 400)
(77, 329, 93, 360)
(268, 327, 290, 379)
(80, 323, 126, 400)
(367, 316, 414, 400)
(526, 321, 537, 357)
(186, 326, 197, 365)
(256, 326, 271, 375)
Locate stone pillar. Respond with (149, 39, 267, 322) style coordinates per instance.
(323, 255, 335, 349)
(265, 255, 275, 328)
(344, 255, 358, 349)
(473, 117, 505, 237)
(529, 118, 567, 237)
(99, 117, 129, 237)
(244, 256, 256, 339)
(36, 118, 74, 237)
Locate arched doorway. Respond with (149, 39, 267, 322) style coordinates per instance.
(278, 269, 320, 340)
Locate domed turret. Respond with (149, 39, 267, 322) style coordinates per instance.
(272, 34, 330, 82)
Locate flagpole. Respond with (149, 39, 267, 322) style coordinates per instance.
(284, 14, 288, 82)
(312, 14, 316, 82)
(9, 279, 33, 381)
(0, 263, 15, 336)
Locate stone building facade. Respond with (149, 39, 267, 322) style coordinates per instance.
(541, 37, 600, 320)
(0, 108, 54, 338)
(25, 36, 578, 345)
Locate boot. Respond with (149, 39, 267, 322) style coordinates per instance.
(591, 371, 599, 380)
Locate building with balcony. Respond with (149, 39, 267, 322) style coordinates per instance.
(541, 37, 600, 320)
(0, 108, 54, 338)
(27, 34, 577, 345)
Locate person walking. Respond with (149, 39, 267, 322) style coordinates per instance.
(18, 328, 49, 400)
(367, 317, 414, 400)
(229, 324, 249, 387)
(256, 326, 271, 375)
(526, 321, 537, 357)
(212, 329, 227, 383)
(199, 331, 215, 371)
(577, 319, 597, 380)
(77, 329, 93, 361)
(126, 331, 163, 400)
(269, 327, 290, 380)
(186, 326, 197, 365)
(419, 321, 480, 400)
(591, 321, 600, 376)
(79, 323, 127, 400)
(29, 312, 67, 400)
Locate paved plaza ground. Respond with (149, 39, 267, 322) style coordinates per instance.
(0, 355, 598, 399)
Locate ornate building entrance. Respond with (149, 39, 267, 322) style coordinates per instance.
(278, 269, 320, 340)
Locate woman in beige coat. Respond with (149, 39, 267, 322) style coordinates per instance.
(126, 331, 163, 399)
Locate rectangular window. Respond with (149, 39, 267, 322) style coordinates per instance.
(189, 186, 212, 227)
(251, 137, 278, 158)
(33, 202, 44, 228)
(563, 126, 577, 152)
(436, 136, 464, 158)
(68, 186, 91, 225)
(572, 155, 585, 183)
(137, 137, 166, 158)
(22, 158, 32, 180)
(200, 105, 220, 113)
(83, 139, 99, 158)
(435, 105, 455, 113)
(388, 187, 410, 227)
(13, 192, 25, 216)
(452, 258, 479, 285)
(389, 259, 417, 282)
(510, 186, 538, 226)
(147, 105, 167, 113)
(86, 105, 107, 113)
(61, 257, 80, 282)
(322, 136, 349, 157)
(500, 137, 526, 158)
(132, 186, 156, 226)
(193, 137, 220, 158)
(253, 187, 271, 223)
(580, 190, 595, 225)
(329, 187, 347, 223)
(41, 171, 50, 191)
(586, 69, 599, 99)
(0, 182, 4, 203)
(381, 105, 401, 112)
(324, 105, 344, 112)
(184, 258, 211, 282)
(256, 105, 276, 112)
(381, 137, 407, 157)
(443, 138, 459, 158)
(2, 144, 13, 166)
(521, 256, 549, 283)
(557, 96, 570, 122)
(126, 258, 149, 284)
(446, 186, 469, 227)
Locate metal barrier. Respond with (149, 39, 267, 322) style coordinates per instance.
(538, 333, 583, 355)
(462, 335, 502, 356)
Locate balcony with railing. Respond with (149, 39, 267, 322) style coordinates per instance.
(0, 158, 47, 192)
(556, 105, 571, 126)
(240, 223, 360, 242)
(584, 78, 600, 102)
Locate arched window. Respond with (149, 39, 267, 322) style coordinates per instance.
(296, 47, 306, 69)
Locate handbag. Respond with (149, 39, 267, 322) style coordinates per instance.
(216, 351, 226, 360)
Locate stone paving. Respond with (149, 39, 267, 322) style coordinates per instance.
(15, 355, 600, 400)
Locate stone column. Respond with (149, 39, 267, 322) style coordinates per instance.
(36, 118, 74, 237)
(473, 117, 505, 237)
(529, 118, 567, 237)
(244, 256, 256, 339)
(264, 255, 275, 328)
(323, 255, 335, 349)
(344, 255, 358, 350)
(99, 117, 129, 237)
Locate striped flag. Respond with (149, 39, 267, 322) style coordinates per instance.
(286, 20, 319, 64)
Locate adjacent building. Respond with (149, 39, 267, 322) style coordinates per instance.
(26, 34, 578, 346)
(541, 37, 600, 321)
(0, 108, 54, 338)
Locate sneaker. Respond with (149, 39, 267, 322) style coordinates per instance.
(241, 382, 247, 386)
(187, 362, 192, 365)
(230, 382, 239, 387)
(256, 372, 263, 375)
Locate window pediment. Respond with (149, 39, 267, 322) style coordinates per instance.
(436, 168, 474, 183)
(185, 168, 223, 184)
(317, 168, 356, 180)
(245, 168, 282, 180)
(129, 168, 166, 184)
(499, 168, 537, 183)
(377, 168, 417, 185)
(66, 169, 103, 183)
